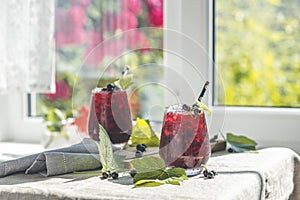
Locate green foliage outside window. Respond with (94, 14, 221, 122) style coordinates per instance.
(216, 0, 300, 107)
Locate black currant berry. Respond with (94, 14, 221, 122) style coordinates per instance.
(192, 103, 199, 108)
(102, 172, 109, 179)
(207, 171, 215, 179)
(136, 144, 146, 152)
(135, 150, 143, 158)
(107, 84, 115, 92)
(211, 170, 217, 176)
(203, 170, 208, 177)
(193, 108, 201, 115)
(130, 169, 137, 178)
(182, 104, 191, 111)
(111, 172, 119, 179)
(228, 148, 234, 153)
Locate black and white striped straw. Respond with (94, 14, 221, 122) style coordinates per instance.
(198, 81, 209, 102)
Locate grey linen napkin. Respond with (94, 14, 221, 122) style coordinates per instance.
(0, 138, 120, 177)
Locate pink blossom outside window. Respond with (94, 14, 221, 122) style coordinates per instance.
(34, 0, 164, 134)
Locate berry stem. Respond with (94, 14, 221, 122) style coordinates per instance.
(201, 164, 209, 172)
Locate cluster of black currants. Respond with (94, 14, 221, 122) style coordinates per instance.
(106, 83, 119, 92)
(101, 170, 119, 180)
(129, 169, 137, 178)
(203, 169, 218, 179)
(135, 144, 147, 158)
(182, 103, 201, 115)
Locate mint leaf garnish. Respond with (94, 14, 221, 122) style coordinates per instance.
(130, 118, 160, 147)
(98, 124, 126, 173)
(130, 157, 188, 187)
(120, 74, 134, 89)
(226, 132, 257, 153)
(114, 74, 134, 90)
(97, 78, 119, 88)
(197, 101, 211, 115)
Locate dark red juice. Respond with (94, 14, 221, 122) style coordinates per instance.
(88, 88, 132, 144)
(159, 105, 210, 170)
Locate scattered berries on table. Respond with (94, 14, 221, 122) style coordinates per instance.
(207, 171, 215, 179)
(136, 144, 147, 152)
(111, 172, 119, 179)
(228, 148, 234, 153)
(203, 169, 208, 177)
(211, 170, 218, 176)
(202, 165, 218, 179)
(135, 150, 143, 158)
(102, 172, 109, 179)
(130, 169, 137, 178)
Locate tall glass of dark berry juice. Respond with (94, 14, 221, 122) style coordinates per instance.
(159, 104, 211, 176)
(88, 87, 132, 148)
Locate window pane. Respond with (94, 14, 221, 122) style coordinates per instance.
(215, 0, 300, 107)
(34, 0, 164, 123)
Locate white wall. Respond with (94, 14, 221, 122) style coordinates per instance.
(0, 95, 9, 141)
(0, 92, 44, 143)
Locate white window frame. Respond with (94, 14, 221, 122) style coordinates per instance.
(1, 0, 299, 153)
(164, 0, 300, 153)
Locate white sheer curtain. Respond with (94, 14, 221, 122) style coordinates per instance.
(0, 0, 55, 95)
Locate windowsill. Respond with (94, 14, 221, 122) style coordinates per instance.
(0, 142, 43, 162)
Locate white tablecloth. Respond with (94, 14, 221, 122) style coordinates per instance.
(0, 147, 299, 200)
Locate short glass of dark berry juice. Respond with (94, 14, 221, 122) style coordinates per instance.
(159, 104, 211, 176)
(87, 87, 132, 148)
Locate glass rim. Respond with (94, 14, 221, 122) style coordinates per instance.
(91, 87, 125, 93)
(164, 103, 205, 116)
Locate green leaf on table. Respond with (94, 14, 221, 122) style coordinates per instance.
(133, 169, 165, 183)
(134, 179, 164, 188)
(133, 170, 187, 187)
(98, 124, 126, 173)
(130, 157, 188, 187)
(134, 175, 188, 188)
(112, 154, 127, 173)
(164, 168, 188, 180)
(226, 132, 258, 153)
(131, 156, 165, 173)
(130, 118, 160, 147)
